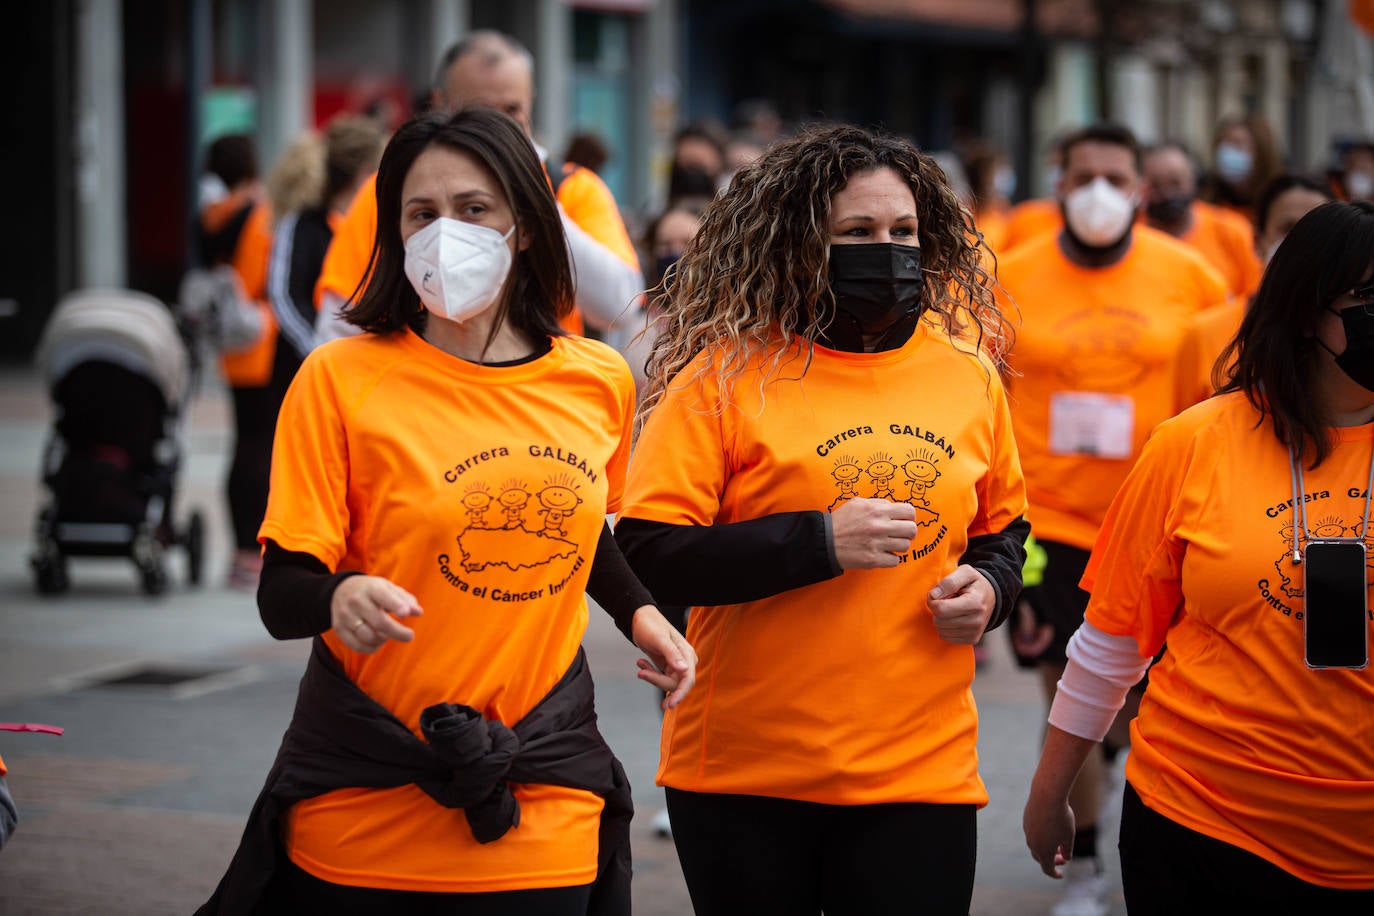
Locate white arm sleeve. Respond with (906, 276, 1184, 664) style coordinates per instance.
(561, 209, 644, 332)
(1048, 620, 1153, 741)
(314, 291, 362, 344)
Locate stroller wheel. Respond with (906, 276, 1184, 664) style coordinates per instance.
(141, 560, 168, 596)
(133, 531, 167, 595)
(184, 510, 205, 586)
(32, 544, 70, 595)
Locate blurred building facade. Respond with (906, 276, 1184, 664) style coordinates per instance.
(2, 0, 684, 361)
(684, 0, 1370, 195)
(4, 0, 1372, 361)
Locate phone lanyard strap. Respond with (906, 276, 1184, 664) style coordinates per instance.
(1288, 438, 1374, 564)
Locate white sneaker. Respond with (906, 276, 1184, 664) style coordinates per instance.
(1051, 857, 1108, 916)
(651, 807, 672, 839)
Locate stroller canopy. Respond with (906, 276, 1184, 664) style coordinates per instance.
(36, 289, 191, 409)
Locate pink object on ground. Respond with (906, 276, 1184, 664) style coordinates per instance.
(0, 723, 64, 736)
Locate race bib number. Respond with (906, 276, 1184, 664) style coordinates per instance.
(1049, 392, 1134, 459)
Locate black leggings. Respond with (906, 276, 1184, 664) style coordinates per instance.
(226, 384, 279, 550)
(1119, 782, 1374, 915)
(267, 856, 593, 915)
(665, 787, 976, 916)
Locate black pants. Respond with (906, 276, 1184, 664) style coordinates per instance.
(226, 384, 279, 550)
(269, 857, 593, 915)
(1119, 782, 1374, 915)
(665, 787, 976, 916)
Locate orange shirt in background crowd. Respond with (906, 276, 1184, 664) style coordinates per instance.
(262, 330, 636, 892)
(996, 227, 1229, 551)
(1175, 296, 1246, 406)
(974, 206, 1009, 255)
(222, 199, 278, 387)
(1159, 202, 1262, 301)
(1082, 393, 1374, 890)
(622, 325, 1028, 807)
(1000, 197, 1062, 253)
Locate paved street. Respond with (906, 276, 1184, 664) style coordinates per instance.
(0, 366, 1126, 915)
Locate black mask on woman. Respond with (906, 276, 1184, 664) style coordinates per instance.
(649, 253, 681, 290)
(1327, 303, 1374, 392)
(820, 243, 924, 352)
(1145, 193, 1192, 227)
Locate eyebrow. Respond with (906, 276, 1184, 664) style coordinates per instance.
(402, 190, 495, 208)
(834, 213, 918, 222)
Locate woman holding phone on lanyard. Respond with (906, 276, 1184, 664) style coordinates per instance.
(1024, 200, 1374, 911)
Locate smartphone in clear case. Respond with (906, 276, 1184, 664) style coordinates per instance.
(1303, 539, 1370, 670)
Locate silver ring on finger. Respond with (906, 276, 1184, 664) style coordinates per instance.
(352, 618, 367, 631)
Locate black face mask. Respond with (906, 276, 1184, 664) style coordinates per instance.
(1145, 193, 1192, 227)
(828, 242, 922, 321)
(1327, 303, 1374, 392)
(820, 243, 924, 352)
(650, 253, 681, 290)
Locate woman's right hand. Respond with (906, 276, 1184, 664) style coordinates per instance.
(831, 498, 918, 569)
(1023, 791, 1075, 879)
(330, 575, 424, 654)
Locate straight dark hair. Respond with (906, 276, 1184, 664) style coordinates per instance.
(1252, 173, 1332, 238)
(344, 108, 572, 345)
(1216, 200, 1374, 467)
(1059, 123, 1141, 174)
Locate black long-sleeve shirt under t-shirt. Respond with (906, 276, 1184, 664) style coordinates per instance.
(257, 522, 654, 643)
(614, 512, 1030, 630)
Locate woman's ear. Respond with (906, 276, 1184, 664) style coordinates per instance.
(517, 221, 532, 252)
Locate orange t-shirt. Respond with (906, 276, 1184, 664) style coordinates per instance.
(315, 173, 377, 310)
(221, 199, 279, 387)
(1175, 297, 1245, 406)
(315, 164, 639, 337)
(622, 325, 1028, 806)
(1176, 202, 1262, 300)
(1081, 392, 1374, 889)
(1000, 197, 1062, 252)
(997, 228, 1229, 551)
(555, 164, 639, 270)
(975, 207, 1009, 256)
(260, 329, 635, 892)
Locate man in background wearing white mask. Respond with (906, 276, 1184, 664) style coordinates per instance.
(994, 124, 1228, 916)
(313, 30, 642, 346)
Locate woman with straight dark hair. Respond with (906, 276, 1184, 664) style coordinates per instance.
(1252, 173, 1334, 267)
(200, 108, 695, 916)
(1024, 200, 1374, 911)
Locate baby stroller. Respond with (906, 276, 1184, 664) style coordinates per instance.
(30, 289, 206, 595)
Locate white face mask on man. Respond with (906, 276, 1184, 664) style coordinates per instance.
(403, 217, 514, 323)
(1063, 177, 1137, 248)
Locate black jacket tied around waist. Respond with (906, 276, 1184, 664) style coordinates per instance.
(197, 637, 632, 915)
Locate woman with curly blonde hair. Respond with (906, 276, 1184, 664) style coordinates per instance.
(616, 123, 1030, 915)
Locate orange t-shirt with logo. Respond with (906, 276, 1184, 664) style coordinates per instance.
(1001, 197, 1062, 252)
(997, 228, 1229, 551)
(1081, 392, 1374, 889)
(222, 199, 279, 387)
(260, 329, 635, 892)
(315, 165, 639, 337)
(1177, 202, 1262, 300)
(622, 324, 1028, 805)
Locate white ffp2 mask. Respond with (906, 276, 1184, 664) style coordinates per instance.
(1063, 177, 1136, 247)
(403, 217, 514, 323)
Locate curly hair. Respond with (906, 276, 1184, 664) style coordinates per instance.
(639, 123, 1008, 423)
